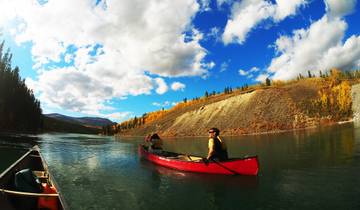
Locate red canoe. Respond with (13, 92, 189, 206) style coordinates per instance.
(138, 145, 259, 176)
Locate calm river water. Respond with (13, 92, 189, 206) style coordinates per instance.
(1, 123, 360, 210)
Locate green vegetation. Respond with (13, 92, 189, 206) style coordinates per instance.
(0, 41, 42, 132)
(43, 116, 100, 134)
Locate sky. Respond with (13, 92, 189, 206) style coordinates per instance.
(0, 0, 359, 122)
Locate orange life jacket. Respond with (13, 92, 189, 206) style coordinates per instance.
(38, 183, 58, 210)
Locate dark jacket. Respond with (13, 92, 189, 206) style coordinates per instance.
(210, 136, 228, 161)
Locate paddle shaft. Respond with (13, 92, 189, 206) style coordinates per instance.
(209, 158, 239, 175)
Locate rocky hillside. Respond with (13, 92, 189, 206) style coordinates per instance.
(118, 78, 355, 137)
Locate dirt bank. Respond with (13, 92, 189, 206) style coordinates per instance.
(118, 79, 353, 137)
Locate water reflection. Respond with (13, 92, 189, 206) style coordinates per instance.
(151, 164, 259, 189)
(1, 123, 359, 210)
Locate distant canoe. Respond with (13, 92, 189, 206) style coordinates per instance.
(0, 146, 67, 210)
(138, 145, 259, 176)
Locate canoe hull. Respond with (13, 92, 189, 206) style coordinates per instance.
(0, 146, 67, 210)
(138, 145, 259, 176)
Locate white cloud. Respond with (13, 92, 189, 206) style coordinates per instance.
(152, 101, 172, 107)
(104, 112, 132, 123)
(217, 0, 232, 8)
(154, 78, 168, 95)
(204, 61, 216, 69)
(268, 12, 360, 81)
(222, 0, 307, 45)
(0, 0, 214, 116)
(325, 0, 357, 18)
(256, 73, 269, 82)
(319, 35, 360, 71)
(199, 0, 211, 11)
(26, 66, 154, 115)
(64, 53, 73, 64)
(207, 27, 221, 42)
(171, 82, 186, 91)
(274, 0, 308, 21)
(220, 61, 229, 72)
(238, 66, 260, 78)
(238, 69, 248, 76)
(152, 102, 161, 107)
(250, 67, 260, 72)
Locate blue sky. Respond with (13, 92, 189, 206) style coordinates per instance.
(0, 0, 359, 122)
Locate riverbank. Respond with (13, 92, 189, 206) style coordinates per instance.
(116, 78, 355, 137)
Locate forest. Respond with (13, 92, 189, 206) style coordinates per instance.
(0, 41, 42, 132)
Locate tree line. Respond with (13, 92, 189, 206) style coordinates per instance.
(109, 67, 360, 135)
(0, 41, 42, 132)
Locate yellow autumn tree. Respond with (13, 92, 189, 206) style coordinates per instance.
(315, 79, 352, 118)
(318, 89, 329, 112)
(333, 80, 352, 114)
(329, 68, 342, 87)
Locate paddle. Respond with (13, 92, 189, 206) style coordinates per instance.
(202, 157, 239, 175)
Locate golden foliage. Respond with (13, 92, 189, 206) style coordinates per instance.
(334, 80, 352, 113)
(329, 68, 342, 87)
(315, 80, 352, 117)
(145, 110, 168, 124)
(272, 80, 286, 87)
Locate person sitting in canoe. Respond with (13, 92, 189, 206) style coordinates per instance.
(145, 133, 163, 154)
(206, 128, 228, 161)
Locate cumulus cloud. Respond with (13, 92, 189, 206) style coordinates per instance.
(0, 0, 214, 116)
(154, 78, 168, 95)
(104, 112, 132, 123)
(325, 0, 357, 18)
(238, 69, 248, 76)
(222, 0, 307, 45)
(217, 0, 232, 8)
(238, 66, 260, 78)
(171, 82, 186, 91)
(256, 73, 269, 82)
(268, 0, 360, 81)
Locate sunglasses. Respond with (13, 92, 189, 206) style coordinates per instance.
(208, 131, 214, 133)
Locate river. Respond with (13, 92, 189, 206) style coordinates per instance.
(1, 123, 360, 210)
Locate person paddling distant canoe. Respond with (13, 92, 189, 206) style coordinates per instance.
(145, 133, 163, 154)
(206, 128, 228, 161)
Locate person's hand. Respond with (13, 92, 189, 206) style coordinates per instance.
(202, 158, 209, 165)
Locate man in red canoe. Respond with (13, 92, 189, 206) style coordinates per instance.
(206, 128, 228, 161)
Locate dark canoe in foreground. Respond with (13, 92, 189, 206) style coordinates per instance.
(0, 146, 67, 210)
(138, 145, 259, 176)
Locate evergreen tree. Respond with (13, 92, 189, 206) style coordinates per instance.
(308, 70, 312, 78)
(0, 41, 43, 132)
(265, 77, 271, 86)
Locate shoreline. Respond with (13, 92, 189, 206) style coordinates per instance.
(116, 118, 355, 139)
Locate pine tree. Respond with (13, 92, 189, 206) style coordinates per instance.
(0, 41, 43, 132)
(205, 91, 209, 98)
(265, 77, 271, 86)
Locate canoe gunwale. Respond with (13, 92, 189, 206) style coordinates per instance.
(140, 144, 258, 163)
(0, 145, 69, 210)
(0, 149, 33, 180)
